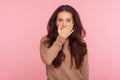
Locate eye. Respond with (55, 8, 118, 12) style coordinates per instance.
(57, 19, 63, 22)
(66, 19, 71, 22)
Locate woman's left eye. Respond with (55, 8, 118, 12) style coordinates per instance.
(66, 19, 71, 22)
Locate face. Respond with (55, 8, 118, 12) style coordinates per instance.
(56, 11, 74, 29)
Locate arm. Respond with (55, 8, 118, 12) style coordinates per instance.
(80, 53, 89, 80)
(40, 36, 65, 65)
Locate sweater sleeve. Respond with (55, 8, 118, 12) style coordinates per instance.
(80, 53, 89, 80)
(40, 36, 65, 65)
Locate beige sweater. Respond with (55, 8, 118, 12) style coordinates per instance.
(40, 36, 89, 80)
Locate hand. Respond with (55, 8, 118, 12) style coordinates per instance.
(57, 25, 74, 39)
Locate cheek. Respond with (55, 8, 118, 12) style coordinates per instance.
(68, 22, 74, 27)
(56, 22, 62, 27)
(68, 21, 74, 25)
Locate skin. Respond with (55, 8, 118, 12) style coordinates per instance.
(56, 11, 74, 39)
(56, 11, 74, 29)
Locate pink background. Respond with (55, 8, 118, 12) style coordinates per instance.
(0, 0, 120, 80)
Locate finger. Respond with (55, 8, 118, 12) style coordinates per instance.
(66, 25, 73, 32)
(64, 25, 72, 31)
(68, 29, 74, 35)
(58, 27, 62, 34)
(64, 29, 74, 38)
(64, 26, 73, 35)
(58, 27, 60, 31)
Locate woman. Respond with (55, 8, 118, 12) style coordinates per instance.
(40, 5, 89, 80)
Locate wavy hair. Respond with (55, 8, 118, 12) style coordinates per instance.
(45, 5, 87, 69)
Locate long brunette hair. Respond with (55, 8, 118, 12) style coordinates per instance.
(45, 5, 87, 69)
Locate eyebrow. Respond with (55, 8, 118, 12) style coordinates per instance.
(57, 18, 73, 20)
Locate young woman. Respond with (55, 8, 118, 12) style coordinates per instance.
(40, 5, 89, 80)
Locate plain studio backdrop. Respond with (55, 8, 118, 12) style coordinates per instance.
(0, 0, 120, 80)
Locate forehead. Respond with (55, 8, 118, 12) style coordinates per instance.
(57, 11, 73, 19)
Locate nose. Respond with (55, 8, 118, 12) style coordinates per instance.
(62, 21, 66, 28)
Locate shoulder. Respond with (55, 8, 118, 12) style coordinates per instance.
(40, 36, 50, 47)
(40, 36, 48, 43)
